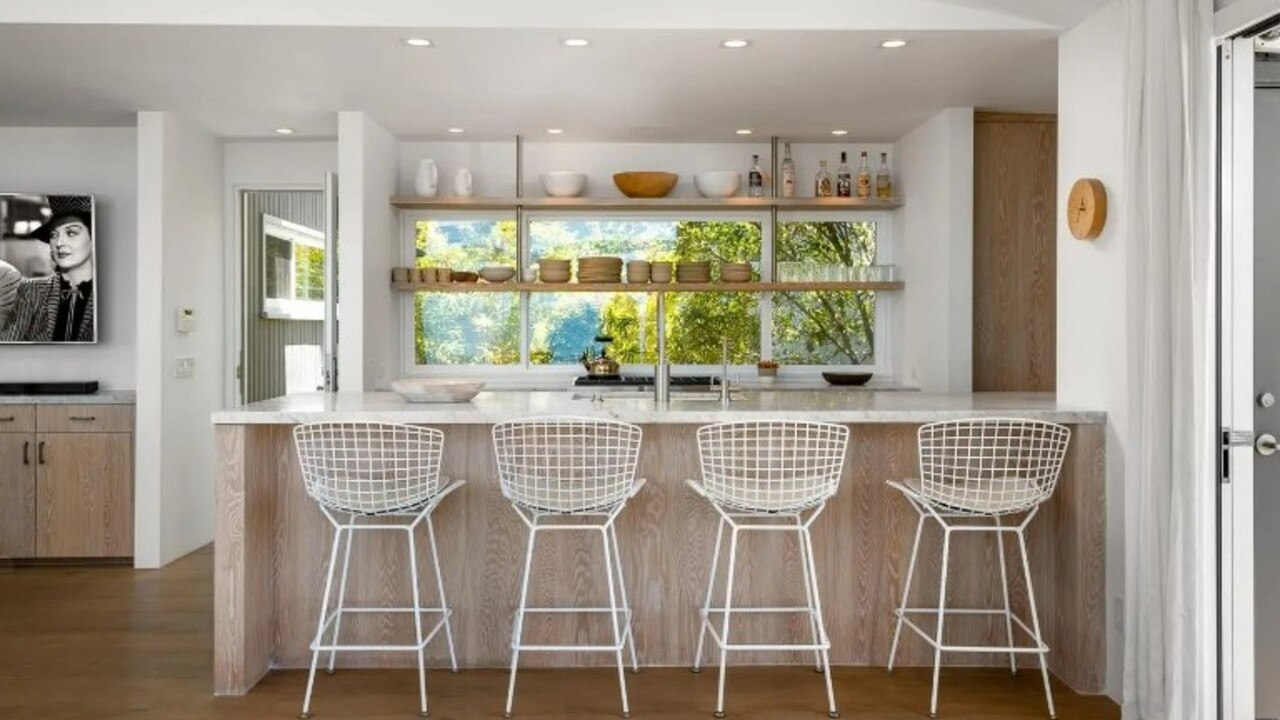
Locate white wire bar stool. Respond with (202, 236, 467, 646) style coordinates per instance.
(493, 416, 646, 718)
(687, 420, 849, 719)
(886, 418, 1071, 719)
(293, 422, 465, 719)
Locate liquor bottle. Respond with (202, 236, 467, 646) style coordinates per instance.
(876, 152, 893, 199)
(748, 154, 764, 198)
(815, 160, 833, 198)
(856, 151, 872, 198)
(780, 143, 796, 198)
(836, 152, 852, 198)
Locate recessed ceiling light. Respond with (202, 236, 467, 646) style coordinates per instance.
(404, 37, 433, 47)
(547, 128, 564, 135)
(563, 38, 590, 47)
(447, 127, 465, 134)
(274, 127, 295, 135)
(721, 39, 751, 49)
(736, 129, 753, 135)
(830, 129, 849, 136)
(880, 39, 908, 49)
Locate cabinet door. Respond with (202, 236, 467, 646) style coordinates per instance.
(36, 433, 133, 558)
(0, 434, 35, 557)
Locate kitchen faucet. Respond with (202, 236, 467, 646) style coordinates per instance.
(719, 337, 731, 406)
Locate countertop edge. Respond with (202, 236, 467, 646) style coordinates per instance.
(0, 391, 137, 405)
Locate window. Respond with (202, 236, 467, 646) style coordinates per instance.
(404, 212, 890, 375)
(262, 214, 325, 321)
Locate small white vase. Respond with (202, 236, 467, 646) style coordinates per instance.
(454, 168, 473, 198)
(414, 159, 438, 197)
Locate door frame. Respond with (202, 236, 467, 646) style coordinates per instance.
(224, 183, 325, 407)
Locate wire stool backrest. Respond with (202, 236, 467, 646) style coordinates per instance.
(697, 421, 849, 512)
(293, 422, 445, 515)
(492, 417, 643, 513)
(916, 418, 1071, 514)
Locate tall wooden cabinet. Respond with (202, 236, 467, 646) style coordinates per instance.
(0, 402, 134, 560)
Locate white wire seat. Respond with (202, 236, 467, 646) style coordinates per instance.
(687, 420, 850, 719)
(293, 422, 464, 719)
(886, 418, 1071, 719)
(492, 417, 646, 718)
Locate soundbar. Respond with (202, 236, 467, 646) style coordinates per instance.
(0, 381, 100, 396)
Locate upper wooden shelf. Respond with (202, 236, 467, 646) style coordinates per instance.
(390, 196, 904, 212)
(391, 280, 905, 293)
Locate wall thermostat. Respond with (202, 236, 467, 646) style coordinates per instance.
(177, 307, 196, 334)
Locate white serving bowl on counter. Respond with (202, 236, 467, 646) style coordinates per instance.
(539, 172, 588, 198)
(694, 171, 741, 198)
(391, 378, 486, 403)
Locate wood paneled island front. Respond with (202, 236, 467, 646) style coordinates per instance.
(211, 391, 1106, 697)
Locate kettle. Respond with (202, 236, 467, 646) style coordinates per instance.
(581, 350, 621, 377)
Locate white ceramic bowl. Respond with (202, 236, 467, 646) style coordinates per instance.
(540, 172, 588, 198)
(391, 378, 485, 403)
(479, 266, 516, 283)
(694, 171, 741, 198)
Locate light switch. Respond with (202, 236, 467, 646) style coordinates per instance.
(175, 356, 196, 379)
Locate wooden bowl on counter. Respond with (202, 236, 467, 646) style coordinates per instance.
(451, 271, 479, 283)
(613, 171, 678, 198)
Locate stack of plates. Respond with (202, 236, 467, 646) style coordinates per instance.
(676, 261, 711, 284)
(577, 256, 623, 283)
(538, 258, 571, 283)
(720, 262, 753, 283)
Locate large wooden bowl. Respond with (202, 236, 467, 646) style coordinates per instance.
(613, 171, 678, 198)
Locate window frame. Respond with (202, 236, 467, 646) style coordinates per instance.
(399, 208, 895, 383)
(262, 213, 326, 321)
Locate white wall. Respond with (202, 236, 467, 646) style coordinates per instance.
(0, 127, 137, 388)
(896, 108, 974, 392)
(136, 112, 225, 567)
(339, 112, 398, 391)
(1057, 0, 1126, 700)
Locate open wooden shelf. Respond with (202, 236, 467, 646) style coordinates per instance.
(390, 196, 904, 212)
(390, 280, 905, 293)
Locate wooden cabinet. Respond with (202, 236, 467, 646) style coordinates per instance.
(0, 402, 134, 560)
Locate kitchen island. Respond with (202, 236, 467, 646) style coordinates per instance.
(211, 391, 1105, 696)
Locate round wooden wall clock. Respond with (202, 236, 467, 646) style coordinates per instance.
(1067, 178, 1107, 240)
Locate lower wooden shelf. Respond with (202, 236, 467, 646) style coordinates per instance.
(390, 280, 904, 293)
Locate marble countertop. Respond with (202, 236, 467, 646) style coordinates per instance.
(0, 390, 136, 405)
(212, 390, 1105, 425)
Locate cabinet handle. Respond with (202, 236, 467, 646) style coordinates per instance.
(0, 416, 14, 422)
(22, 441, 29, 465)
(37, 441, 45, 465)
(69, 416, 96, 422)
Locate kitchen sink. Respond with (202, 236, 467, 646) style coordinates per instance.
(572, 390, 739, 402)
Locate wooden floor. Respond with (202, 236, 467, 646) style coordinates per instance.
(0, 546, 1119, 720)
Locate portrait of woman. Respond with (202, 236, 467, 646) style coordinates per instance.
(0, 194, 97, 343)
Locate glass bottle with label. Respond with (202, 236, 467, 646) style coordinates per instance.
(857, 151, 872, 198)
(749, 154, 764, 198)
(815, 160, 833, 198)
(836, 152, 852, 198)
(876, 152, 893, 199)
(781, 143, 796, 198)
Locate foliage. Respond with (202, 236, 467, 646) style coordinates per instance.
(774, 221, 877, 365)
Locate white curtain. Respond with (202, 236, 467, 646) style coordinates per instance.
(1122, 0, 1217, 718)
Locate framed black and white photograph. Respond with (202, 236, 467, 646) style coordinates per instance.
(0, 193, 97, 344)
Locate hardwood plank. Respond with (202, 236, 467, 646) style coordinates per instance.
(35, 404, 134, 433)
(34, 433, 132, 558)
(239, 422, 1105, 693)
(390, 281, 906, 294)
(0, 433, 36, 558)
(972, 115, 1057, 392)
(390, 196, 904, 212)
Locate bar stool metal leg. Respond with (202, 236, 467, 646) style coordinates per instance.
(600, 526, 631, 717)
(426, 515, 459, 673)
(505, 520, 538, 718)
(994, 515, 1017, 675)
(327, 514, 355, 674)
(693, 516, 726, 674)
(609, 522, 640, 674)
(796, 520, 823, 673)
(301, 525, 344, 719)
(406, 526, 429, 717)
(801, 526, 839, 719)
(1017, 528, 1057, 719)
(887, 513, 925, 673)
(713, 527, 740, 719)
(928, 528, 953, 719)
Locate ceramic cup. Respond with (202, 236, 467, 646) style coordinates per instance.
(436, 267, 453, 283)
(391, 267, 412, 283)
(650, 261, 673, 283)
(626, 260, 651, 283)
(417, 267, 436, 284)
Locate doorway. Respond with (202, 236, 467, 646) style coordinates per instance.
(236, 188, 334, 404)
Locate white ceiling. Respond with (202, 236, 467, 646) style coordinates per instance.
(0, 25, 1058, 141)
